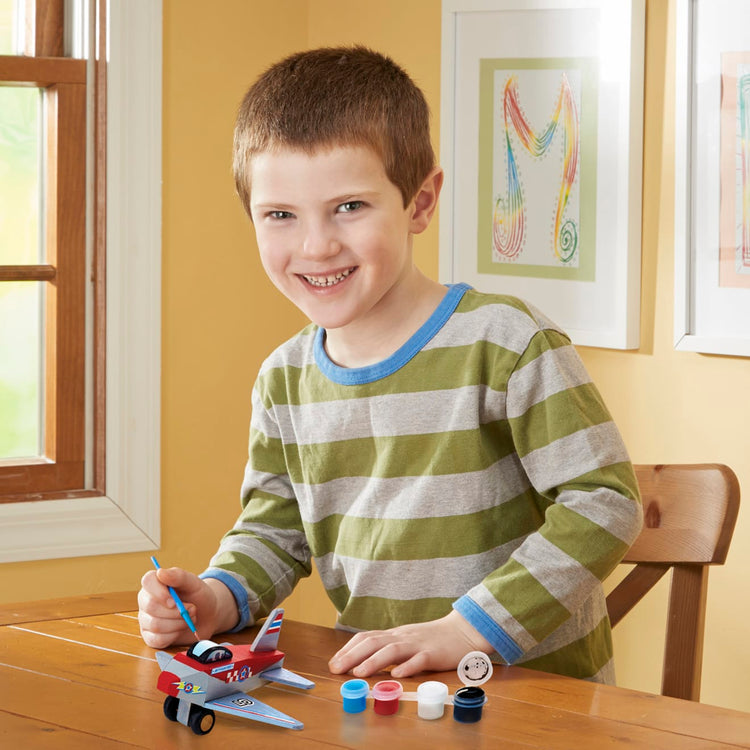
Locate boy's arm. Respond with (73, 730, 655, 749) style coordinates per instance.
(454, 329, 643, 664)
(331, 330, 642, 678)
(200, 384, 312, 631)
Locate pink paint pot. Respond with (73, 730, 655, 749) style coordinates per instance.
(371, 680, 403, 715)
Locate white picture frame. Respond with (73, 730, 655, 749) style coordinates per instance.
(674, 0, 750, 357)
(440, 0, 644, 349)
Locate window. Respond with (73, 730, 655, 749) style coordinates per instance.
(0, 0, 87, 499)
(0, 0, 161, 562)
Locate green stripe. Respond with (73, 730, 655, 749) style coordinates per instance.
(509, 383, 613, 457)
(325, 583, 351, 615)
(210, 550, 281, 613)
(519, 615, 613, 679)
(285, 428, 516, 482)
(239, 491, 305, 531)
(247, 430, 288, 476)
(305, 489, 544, 559)
(339, 596, 455, 630)
(540, 504, 630, 580)
(217, 534, 312, 591)
(259, 342, 521, 406)
(488, 558, 571, 641)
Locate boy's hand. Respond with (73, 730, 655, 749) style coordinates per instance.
(327, 610, 494, 678)
(137, 566, 237, 648)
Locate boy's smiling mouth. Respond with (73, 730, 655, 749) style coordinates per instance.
(300, 267, 357, 287)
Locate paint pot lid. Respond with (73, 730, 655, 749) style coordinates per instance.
(417, 681, 449, 702)
(340, 679, 370, 699)
(457, 651, 493, 686)
(371, 680, 403, 700)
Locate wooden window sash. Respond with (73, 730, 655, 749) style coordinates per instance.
(0, 1, 93, 501)
(25, 0, 65, 57)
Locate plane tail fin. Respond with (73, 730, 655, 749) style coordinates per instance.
(250, 608, 285, 652)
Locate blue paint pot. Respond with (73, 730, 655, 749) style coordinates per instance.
(340, 679, 370, 714)
(452, 686, 486, 723)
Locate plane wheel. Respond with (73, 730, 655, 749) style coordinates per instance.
(163, 695, 179, 722)
(188, 706, 215, 735)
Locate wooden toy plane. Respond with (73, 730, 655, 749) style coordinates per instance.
(155, 608, 314, 735)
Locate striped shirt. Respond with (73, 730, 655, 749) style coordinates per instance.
(202, 284, 642, 682)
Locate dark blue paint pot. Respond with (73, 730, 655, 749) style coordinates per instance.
(452, 686, 486, 723)
(340, 679, 370, 714)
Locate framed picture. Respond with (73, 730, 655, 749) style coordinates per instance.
(439, 0, 645, 349)
(674, 0, 750, 357)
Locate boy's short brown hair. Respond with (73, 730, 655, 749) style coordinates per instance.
(233, 46, 435, 213)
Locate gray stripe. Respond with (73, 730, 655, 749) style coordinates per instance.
(271, 385, 506, 445)
(240, 466, 295, 500)
(506, 345, 592, 419)
(315, 542, 524, 600)
(562, 488, 643, 545)
(512, 534, 601, 611)
(232, 522, 310, 562)
(516, 589, 609, 663)
(250, 391, 281, 439)
(296, 454, 530, 523)
(589, 657, 616, 685)
(426, 303, 539, 355)
(259, 329, 316, 375)
(522, 422, 631, 492)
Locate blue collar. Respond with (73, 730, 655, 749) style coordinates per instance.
(314, 283, 470, 385)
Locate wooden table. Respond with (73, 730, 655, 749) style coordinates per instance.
(1, 592, 749, 749)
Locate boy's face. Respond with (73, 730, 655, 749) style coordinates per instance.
(248, 145, 422, 336)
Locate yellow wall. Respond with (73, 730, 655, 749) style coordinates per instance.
(2, 0, 748, 713)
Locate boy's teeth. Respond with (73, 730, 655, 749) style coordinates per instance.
(304, 268, 354, 287)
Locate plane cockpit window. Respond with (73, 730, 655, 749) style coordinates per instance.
(187, 641, 233, 664)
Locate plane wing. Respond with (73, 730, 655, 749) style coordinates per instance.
(205, 691, 304, 730)
(260, 666, 315, 690)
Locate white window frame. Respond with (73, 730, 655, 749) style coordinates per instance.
(0, 0, 161, 562)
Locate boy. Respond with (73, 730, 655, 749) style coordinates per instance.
(139, 46, 642, 684)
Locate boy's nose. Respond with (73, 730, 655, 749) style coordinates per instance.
(301, 224, 341, 259)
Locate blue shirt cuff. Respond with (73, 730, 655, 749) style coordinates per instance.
(453, 595, 524, 665)
(199, 569, 251, 633)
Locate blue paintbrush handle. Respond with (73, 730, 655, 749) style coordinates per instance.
(150, 555, 199, 638)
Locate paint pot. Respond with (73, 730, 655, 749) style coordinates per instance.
(340, 679, 370, 714)
(416, 681, 449, 720)
(452, 686, 487, 723)
(371, 680, 403, 715)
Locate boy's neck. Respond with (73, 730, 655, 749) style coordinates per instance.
(322, 271, 447, 369)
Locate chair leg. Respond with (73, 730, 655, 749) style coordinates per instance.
(662, 565, 708, 701)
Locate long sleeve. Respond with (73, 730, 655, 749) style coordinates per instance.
(454, 327, 642, 671)
(201, 383, 312, 630)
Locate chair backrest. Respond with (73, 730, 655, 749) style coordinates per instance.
(606, 463, 740, 701)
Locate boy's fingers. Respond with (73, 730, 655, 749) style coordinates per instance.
(329, 631, 391, 673)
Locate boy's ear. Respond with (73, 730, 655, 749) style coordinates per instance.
(409, 166, 444, 234)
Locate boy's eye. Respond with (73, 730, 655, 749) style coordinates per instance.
(269, 210, 293, 220)
(337, 201, 363, 213)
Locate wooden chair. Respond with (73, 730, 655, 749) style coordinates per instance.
(606, 464, 740, 701)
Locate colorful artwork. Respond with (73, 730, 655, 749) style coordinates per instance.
(720, 52, 750, 288)
(477, 58, 598, 281)
(741, 71, 750, 269)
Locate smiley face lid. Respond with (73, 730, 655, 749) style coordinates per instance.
(457, 651, 494, 687)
